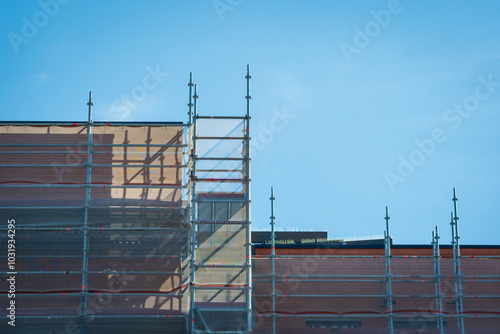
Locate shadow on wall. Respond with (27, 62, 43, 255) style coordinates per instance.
(0, 124, 184, 207)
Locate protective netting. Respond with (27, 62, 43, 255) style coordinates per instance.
(458, 254, 500, 330)
(252, 247, 500, 334)
(391, 256, 442, 329)
(0, 225, 190, 307)
(253, 254, 386, 332)
(194, 118, 247, 194)
(0, 124, 185, 207)
(0, 123, 190, 332)
(190, 117, 251, 332)
(0, 119, 251, 332)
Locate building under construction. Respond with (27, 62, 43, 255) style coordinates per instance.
(1, 67, 499, 333)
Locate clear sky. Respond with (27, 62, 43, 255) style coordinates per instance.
(1, 0, 499, 245)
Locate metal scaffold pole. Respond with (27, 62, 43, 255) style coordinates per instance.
(245, 64, 252, 333)
(453, 188, 465, 334)
(433, 226, 445, 334)
(384, 206, 394, 334)
(80, 91, 93, 332)
(432, 229, 439, 328)
(450, 210, 460, 330)
(270, 187, 276, 334)
(188, 72, 193, 125)
(189, 83, 198, 333)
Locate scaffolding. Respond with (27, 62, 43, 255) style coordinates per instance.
(0, 119, 189, 333)
(1, 67, 499, 333)
(0, 67, 252, 333)
(252, 189, 500, 333)
(187, 66, 252, 333)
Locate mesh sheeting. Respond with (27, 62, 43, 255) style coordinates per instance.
(191, 118, 251, 332)
(459, 256, 500, 318)
(252, 249, 500, 333)
(197, 224, 246, 265)
(194, 118, 247, 194)
(0, 207, 185, 229)
(195, 223, 248, 306)
(0, 124, 185, 207)
(391, 257, 437, 313)
(195, 310, 249, 332)
(0, 124, 191, 328)
(0, 223, 190, 315)
(195, 119, 245, 138)
(0, 318, 186, 334)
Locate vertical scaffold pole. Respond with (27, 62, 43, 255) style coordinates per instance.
(185, 220, 191, 333)
(270, 187, 276, 334)
(189, 84, 198, 333)
(453, 188, 465, 334)
(188, 73, 193, 125)
(433, 226, 445, 334)
(384, 206, 394, 334)
(81, 91, 93, 332)
(451, 210, 460, 329)
(432, 230, 439, 328)
(186, 73, 194, 331)
(244, 64, 252, 333)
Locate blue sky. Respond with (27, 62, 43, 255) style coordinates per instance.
(1, 0, 499, 245)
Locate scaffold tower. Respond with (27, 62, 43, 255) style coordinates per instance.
(187, 66, 252, 333)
